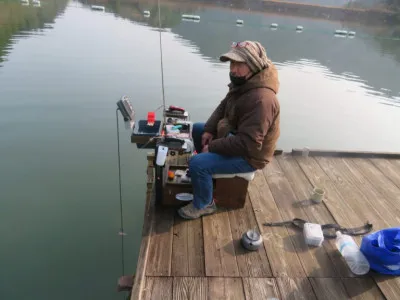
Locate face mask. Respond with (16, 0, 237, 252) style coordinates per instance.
(229, 72, 247, 86)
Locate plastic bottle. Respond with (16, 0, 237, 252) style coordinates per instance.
(335, 231, 370, 275)
(156, 145, 168, 166)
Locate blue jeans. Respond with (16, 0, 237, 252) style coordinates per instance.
(189, 123, 256, 209)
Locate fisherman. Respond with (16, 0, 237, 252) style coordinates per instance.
(178, 40, 280, 219)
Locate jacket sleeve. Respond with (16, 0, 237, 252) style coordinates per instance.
(203, 97, 227, 136)
(208, 96, 276, 156)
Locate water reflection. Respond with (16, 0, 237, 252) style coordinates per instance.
(76, 0, 400, 105)
(2, 0, 399, 106)
(0, 0, 69, 66)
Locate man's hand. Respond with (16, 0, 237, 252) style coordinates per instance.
(201, 132, 213, 147)
(202, 145, 209, 153)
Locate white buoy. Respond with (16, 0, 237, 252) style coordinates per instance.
(182, 14, 200, 21)
(143, 10, 150, 17)
(91, 5, 105, 11)
(296, 25, 303, 31)
(236, 19, 244, 25)
(270, 23, 278, 28)
(182, 18, 200, 23)
(334, 29, 348, 36)
(348, 31, 356, 37)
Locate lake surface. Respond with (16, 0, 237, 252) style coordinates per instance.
(1, 0, 400, 299)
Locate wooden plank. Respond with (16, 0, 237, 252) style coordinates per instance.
(141, 276, 154, 300)
(167, 151, 178, 165)
(142, 277, 173, 300)
(203, 210, 239, 277)
(394, 159, 400, 168)
(370, 158, 400, 190)
(177, 153, 190, 165)
(276, 277, 317, 300)
(276, 155, 353, 277)
(171, 217, 188, 276)
(172, 217, 204, 276)
(342, 278, 385, 300)
(208, 278, 246, 300)
(309, 278, 349, 300)
(146, 205, 174, 276)
(147, 166, 154, 189)
(131, 189, 155, 300)
(242, 278, 280, 300)
(316, 157, 393, 230)
(248, 171, 305, 278)
(343, 158, 400, 225)
(147, 152, 155, 164)
(228, 197, 272, 277)
(291, 149, 400, 159)
(349, 158, 400, 217)
(173, 277, 207, 300)
(373, 276, 400, 300)
(187, 217, 205, 276)
(323, 161, 400, 300)
(314, 153, 400, 300)
(295, 156, 363, 229)
(264, 159, 338, 278)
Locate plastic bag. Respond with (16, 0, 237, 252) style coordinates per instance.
(360, 227, 400, 275)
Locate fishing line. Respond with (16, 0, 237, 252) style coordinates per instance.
(157, 0, 167, 124)
(116, 109, 126, 276)
(114, 0, 167, 279)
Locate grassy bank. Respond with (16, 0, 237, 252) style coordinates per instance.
(0, 0, 69, 63)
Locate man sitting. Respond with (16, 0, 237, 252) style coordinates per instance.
(178, 40, 280, 220)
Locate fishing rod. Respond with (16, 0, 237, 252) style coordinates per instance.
(157, 0, 167, 130)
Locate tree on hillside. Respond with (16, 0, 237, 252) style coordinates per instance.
(385, 0, 400, 10)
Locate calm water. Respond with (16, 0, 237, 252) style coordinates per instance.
(1, 0, 400, 299)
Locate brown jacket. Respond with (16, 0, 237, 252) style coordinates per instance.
(205, 63, 280, 169)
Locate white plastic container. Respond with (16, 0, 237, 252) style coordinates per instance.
(335, 231, 370, 275)
(303, 223, 324, 247)
(156, 145, 168, 166)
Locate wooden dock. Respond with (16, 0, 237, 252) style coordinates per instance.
(131, 150, 400, 299)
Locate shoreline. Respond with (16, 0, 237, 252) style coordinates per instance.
(90, 0, 399, 25)
(258, 0, 397, 25)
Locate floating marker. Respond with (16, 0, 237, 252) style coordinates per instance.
(334, 29, 348, 36)
(236, 19, 244, 25)
(296, 25, 303, 31)
(143, 10, 150, 17)
(348, 31, 356, 37)
(182, 18, 200, 23)
(91, 5, 105, 11)
(182, 14, 200, 21)
(270, 23, 278, 28)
